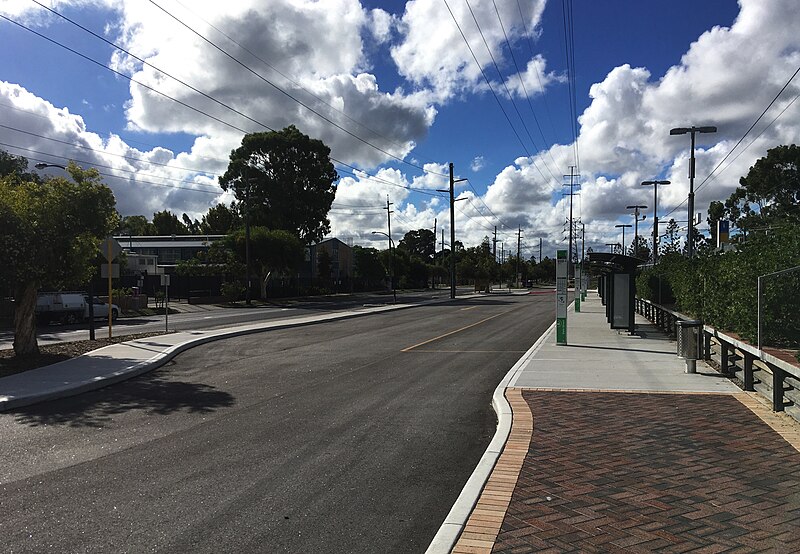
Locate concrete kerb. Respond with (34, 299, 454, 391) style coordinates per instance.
(425, 313, 562, 554)
(0, 302, 425, 412)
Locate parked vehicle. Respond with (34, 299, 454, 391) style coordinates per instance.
(36, 292, 120, 325)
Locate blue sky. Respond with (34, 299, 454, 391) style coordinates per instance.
(1, 0, 798, 259)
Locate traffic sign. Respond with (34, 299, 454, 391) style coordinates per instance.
(101, 263, 120, 278)
(99, 238, 122, 261)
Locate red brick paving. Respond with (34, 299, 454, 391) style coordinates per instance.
(491, 391, 800, 553)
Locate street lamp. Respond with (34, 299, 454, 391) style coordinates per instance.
(670, 125, 716, 258)
(641, 180, 670, 263)
(34, 162, 67, 171)
(626, 205, 647, 258)
(615, 224, 632, 255)
(371, 231, 396, 304)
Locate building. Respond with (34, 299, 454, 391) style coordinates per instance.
(303, 238, 353, 289)
(114, 235, 224, 275)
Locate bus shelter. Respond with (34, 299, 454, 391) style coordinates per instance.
(587, 252, 643, 334)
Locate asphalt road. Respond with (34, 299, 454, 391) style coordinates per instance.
(0, 293, 555, 553)
(0, 290, 453, 349)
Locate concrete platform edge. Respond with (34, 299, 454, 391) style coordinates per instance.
(425, 319, 556, 554)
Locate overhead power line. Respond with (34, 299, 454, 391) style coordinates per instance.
(1, 12, 447, 202)
(170, 0, 445, 169)
(695, 63, 800, 194)
(441, 0, 553, 187)
(662, 62, 800, 220)
(146, 0, 446, 177)
(492, 0, 558, 181)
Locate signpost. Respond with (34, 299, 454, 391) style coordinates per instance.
(556, 250, 568, 345)
(575, 263, 582, 313)
(99, 237, 122, 339)
(161, 274, 171, 332)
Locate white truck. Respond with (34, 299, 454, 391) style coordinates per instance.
(35, 292, 120, 325)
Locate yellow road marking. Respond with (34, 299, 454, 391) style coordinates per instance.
(401, 311, 509, 352)
(404, 350, 528, 354)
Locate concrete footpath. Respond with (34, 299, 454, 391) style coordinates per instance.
(436, 293, 800, 553)
(0, 302, 412, 411)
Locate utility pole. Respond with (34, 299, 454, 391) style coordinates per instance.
(539, 237, 542, 265)
(626, 205, 647, 258)
(517, 227, 522, 288)
(563, 166, 579, 277)
(385, 196, 396, 304)
(492, 226, 498, 262)
(433, 217, 437, 262)
(438, 163, 466, 299)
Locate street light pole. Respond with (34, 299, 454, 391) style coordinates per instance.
(670, 125, 716, 258)
(371, 231, 396, 304)
(615, 224, 632, 255)
(641, 180, 670, 263)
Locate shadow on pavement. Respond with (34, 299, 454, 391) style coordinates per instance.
(9, 369, 235, 429)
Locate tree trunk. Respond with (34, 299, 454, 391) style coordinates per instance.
(13, 282, 39, 357)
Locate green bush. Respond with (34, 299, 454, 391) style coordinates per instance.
(221, 281, 245, 302)
(637, 227, 799, 347)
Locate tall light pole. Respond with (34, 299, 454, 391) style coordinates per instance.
(641, 180, 670, 263)
(615, 224, 632, 255)
(371, 231, 396, 304)
(626, 205, 647, 258)
(670, 125, 716, 258)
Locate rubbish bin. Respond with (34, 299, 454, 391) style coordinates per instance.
(677, 319, 703, 374)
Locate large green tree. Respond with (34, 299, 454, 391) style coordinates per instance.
(218, 125, 338, 244)
(724, 144, 800, 232)
(0, 161, 118, 355)
(152, 209, 188, 235)
(117, 214, 153, 236)
(398, 229, 435, 260)
(201, 202, 241, 234)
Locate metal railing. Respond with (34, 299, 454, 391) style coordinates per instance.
(636, 298, 800, 417)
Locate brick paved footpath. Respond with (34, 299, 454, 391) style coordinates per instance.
(455, 389, 800, 553)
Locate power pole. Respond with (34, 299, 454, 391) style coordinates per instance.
(539, 237, 543, 265)
(493, 226, 498, 262)
(433, 217, 437, 260)
(517, 227, 522, 288)
(563, 166, 579, 277)
(385, 196, 396, 304)
(438, 163, 466, 299)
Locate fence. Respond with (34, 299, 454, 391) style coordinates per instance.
(635, 298, 800, 422)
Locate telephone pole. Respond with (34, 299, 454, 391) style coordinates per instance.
(438, 163, 466, 299)
(493, 226, 498, 262)
(539, 237, 542, 265)
(517, 227, 522, 288)
(563, 166, 579, 277)
(385, 196, 396, 303)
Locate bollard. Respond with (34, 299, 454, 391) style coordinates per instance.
(676, 320, 703, 374)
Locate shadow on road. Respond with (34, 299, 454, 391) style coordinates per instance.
(10, 370, 235, 428)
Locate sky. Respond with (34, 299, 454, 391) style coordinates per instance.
(1, 0, 799, 261)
